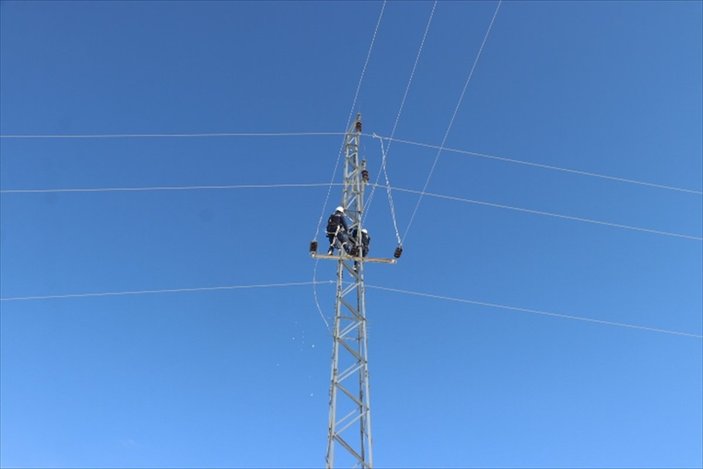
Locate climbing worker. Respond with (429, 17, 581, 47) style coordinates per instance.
(350, 227, 371, 257)
(360, 228, 370, 257)
(326, 206, 349, 255)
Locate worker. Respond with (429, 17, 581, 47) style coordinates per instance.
(350, 227, 370, 257)
(326, 206, 349, 255)
(360, 228, 370, 257)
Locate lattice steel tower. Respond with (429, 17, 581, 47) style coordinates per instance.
(310, 114, 398, 468)
(327, 112, 373, 469)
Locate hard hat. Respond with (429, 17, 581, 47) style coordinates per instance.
(361, 228, 368, 234)
(335, 206, 344, 213)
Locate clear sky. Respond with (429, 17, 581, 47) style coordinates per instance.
(1, 1, 701, 468)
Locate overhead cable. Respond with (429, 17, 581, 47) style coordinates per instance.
(312, 0, 387, 243)
(2, 129, 698, 196)
(376, 135, 703, 196)
(372, 136, 402, 244)
(403, 0, 503, 244)
(0, 131, 345, 139)
(364, 0, 438, 216)
(0, 280, 335, 302)
(3, 280, 699, 339)
(3, 182, 699, 241)
(312, 0, 388, 334)
(391, 185, 703, 241)
(0, 183, 341, 194)
(366, 284, 703, 339)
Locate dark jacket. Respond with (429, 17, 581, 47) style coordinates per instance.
(350, 228, 370, 254)
(326, 212, 348, 235)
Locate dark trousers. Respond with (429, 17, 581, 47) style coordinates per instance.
(327, 232, 349, 252)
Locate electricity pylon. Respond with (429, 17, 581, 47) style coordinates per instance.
(326, 113, 373, 469)
(310, 114, 396, 468)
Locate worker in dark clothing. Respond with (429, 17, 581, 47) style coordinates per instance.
(360, 228, 370, 257)
(350, 227, 370, 257)
(326, 206, 349, 255)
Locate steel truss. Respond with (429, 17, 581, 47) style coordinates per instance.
(326, 114, 374, 469)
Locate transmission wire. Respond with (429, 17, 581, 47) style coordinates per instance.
(391, 185, 702, 241)
(403, 0, 502, 244)
(2, 129, 698, 196)
(311, 0, 388, 334)
(366, 284, 703, 339)
(375, 135, 703, 196)
(0, 131, 345, 139)
(1, 280, 334, 302)
(371, 135, 402, 244)
(364, 0, 438, 218)
(312, 0, 387, 241)
(3, 280, 699, 339)
(3, 182, 699, 241)
(0, 183, 341, 194)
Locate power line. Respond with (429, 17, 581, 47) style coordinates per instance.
(376, 135, 703, 196)
(365, 0, 438, 216)
(312, 1, 388, 343)
(3, 279, 698, 339)
(0, 182, 341, 194)
(0, 280, 335, 302)
(387, 1, 437, 140)
(403, 0, 502, 244)
(3, 181, 699, 241)
(391, 185, 703, 241)
(312, 0, 387, 242)
(373, 136, 402, 244)
(0, 131, 345, 139)
(366, 284, 703, 340)
(2, 128, 698, 196)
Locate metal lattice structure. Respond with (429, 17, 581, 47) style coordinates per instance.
(310, 114, 398, 467)
(325, 114, 374, 468)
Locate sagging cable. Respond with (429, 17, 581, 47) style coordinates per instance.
(372, 133, 403, 256)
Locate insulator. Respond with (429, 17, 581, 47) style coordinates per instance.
(393, 245, 403, 259)
(361, 169, 369, 182)
(310, 240, 318, 253)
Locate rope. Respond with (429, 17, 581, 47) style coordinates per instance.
(390, 185, 703, 241)
(1, 280, 335, 302)
(364, 0, 438, 215)
(366, 284, 703, 339)
(403, 0, 502, 244)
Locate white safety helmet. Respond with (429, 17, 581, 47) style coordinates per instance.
(335, 206, 344, 213)
(361, 228, 368, 234)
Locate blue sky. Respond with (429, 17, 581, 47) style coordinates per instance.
(1, 1, 701, 468)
